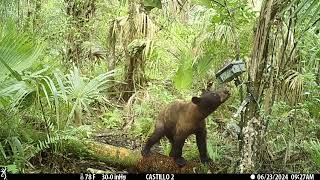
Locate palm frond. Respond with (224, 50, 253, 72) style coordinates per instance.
(282, 70, 304, 104)
(215, 24, 234, 44)
(63, 66, 115, 125)
(0, 23, 42, 81)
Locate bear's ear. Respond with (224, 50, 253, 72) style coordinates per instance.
(192, 97, 201, 105)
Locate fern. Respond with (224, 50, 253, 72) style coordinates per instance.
(0, 164, 18, 174)
(0, 137, 25, 172)
(305, 140, 320, 168)
(6, 164, 18, 173)
(0, 134, 77, 173)
(28, 134, 77, 161)
(0, 142, 7, 161)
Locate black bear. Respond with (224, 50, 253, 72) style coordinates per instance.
(141, 89, 230, 167)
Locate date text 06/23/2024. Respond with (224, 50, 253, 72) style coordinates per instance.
(253, 174, 315, 180)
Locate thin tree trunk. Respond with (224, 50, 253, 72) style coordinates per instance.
(317, 63, 320, 85)
(33, 0, 41, 32)
(108, 20, 117, 73)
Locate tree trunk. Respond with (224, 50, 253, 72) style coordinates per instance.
(65, 139, 215, 173)
(74, 108, 82, 126)
(121, 0, 138, 101)
(240, 0, 274, 172)
(121, 0, 146, 101)
(161, 0, 189, 23)
(65, 0, 96, 65)
(108, 20, 117, 73)
(24, 128, 214, 173)
(107, 20, 117, 92)
(317, 63, 320, 85)
(33, 0, 42, 31)
(239, 0, 289, 173)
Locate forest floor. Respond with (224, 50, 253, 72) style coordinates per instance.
(24, 126, 317, 174)
(26, 128, 162, 173)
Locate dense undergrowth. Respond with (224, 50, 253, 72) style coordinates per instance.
(0, 0, 319, 174)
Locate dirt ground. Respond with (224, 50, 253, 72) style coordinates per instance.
(26, 129, 163, 174)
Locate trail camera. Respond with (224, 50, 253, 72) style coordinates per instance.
(215, 61, 246, 83)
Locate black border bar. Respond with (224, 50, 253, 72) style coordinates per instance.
(4, 173, 320, 180)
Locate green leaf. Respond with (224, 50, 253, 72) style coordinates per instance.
(305, 3, 320, 28)
(0, 22, 42, 81)
(6, 164, 18, 173)
(191, 0, 213, 8)
(212, 15, 222, 24)
(0, 57, 22, 81)
(173, 58, 194, 90)
(207, 140, 220, 161)
(196, 54, 213, 76)
(144, 0, 162, 9)
(292, 0, 310, 16)
(281, 0, 300, 15)
(0, 142, 7, 160)
(305, 140, 320, 168)
(40, 81, 52, 108)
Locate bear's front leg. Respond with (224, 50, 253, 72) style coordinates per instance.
(171, 136, 187, 167)
(196, 129, 212, 164)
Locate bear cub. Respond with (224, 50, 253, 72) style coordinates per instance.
(141, 89, 230, 167)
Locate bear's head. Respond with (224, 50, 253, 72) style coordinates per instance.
(191, 89, 230, 116)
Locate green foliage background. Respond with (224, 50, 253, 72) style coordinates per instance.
(0, 0, 319, 174)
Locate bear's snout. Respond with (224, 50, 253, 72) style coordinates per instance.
(219, 89, 230, 102)
(223, 89, 230, 96)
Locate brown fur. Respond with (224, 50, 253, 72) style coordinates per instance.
(160, 101, 203, 139)
(141, 89, 230, 167)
